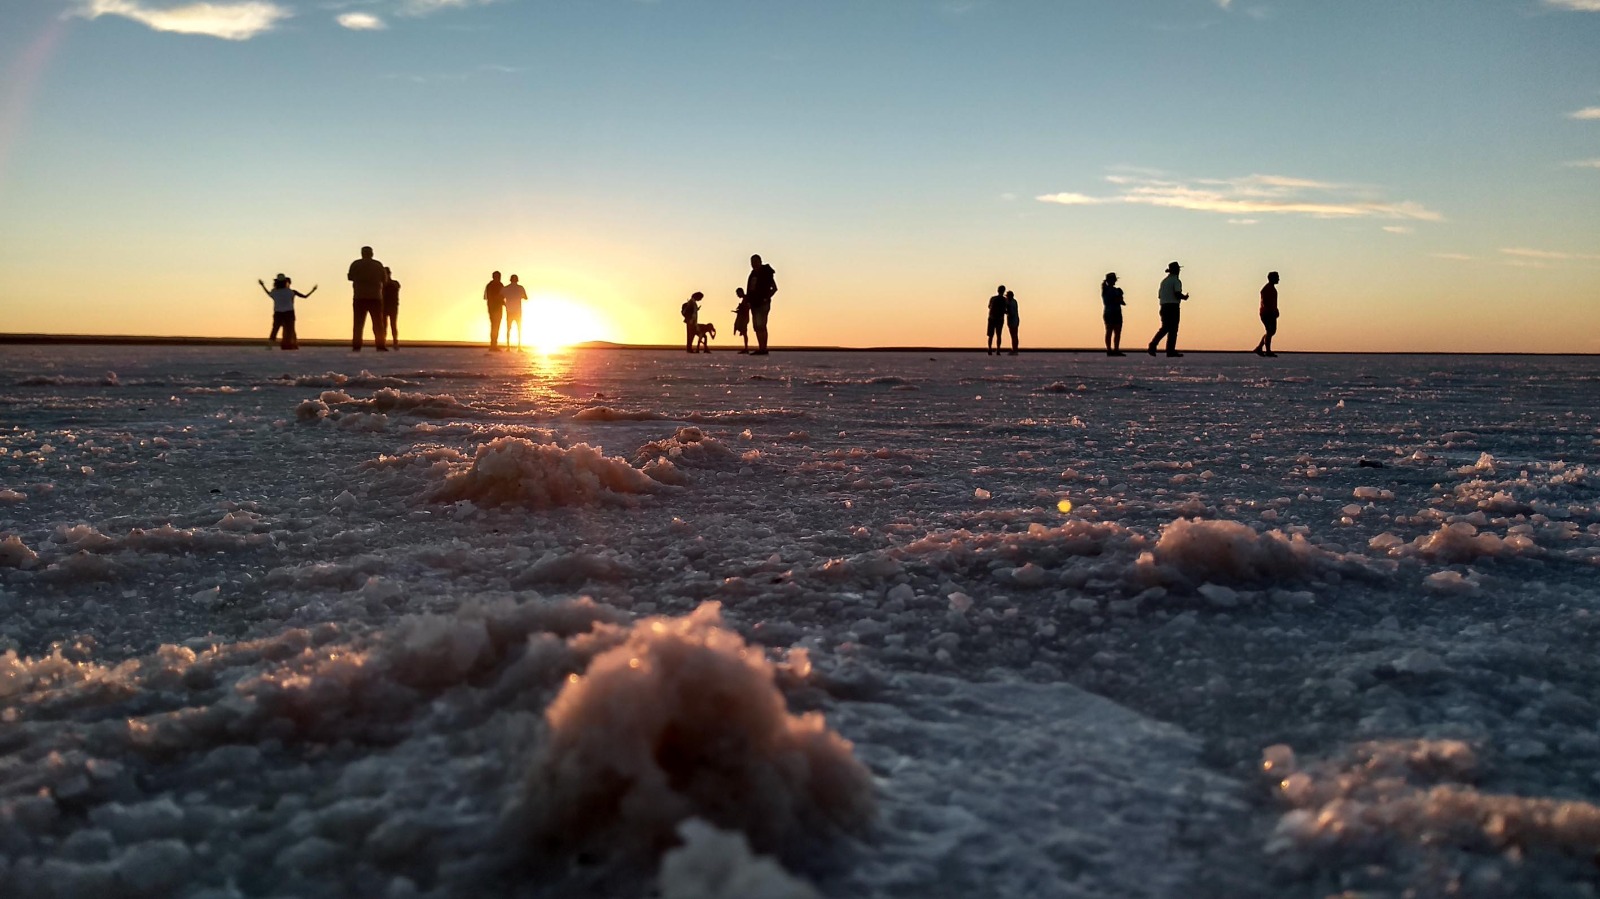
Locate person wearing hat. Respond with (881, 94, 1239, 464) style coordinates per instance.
(1253, 271, 1280, 357)
(1101, 272, 1126, 356)
(1148, 261, 1189, 357)
(258, 274, 316, 351)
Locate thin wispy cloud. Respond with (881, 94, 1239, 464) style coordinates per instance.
(1566, 158, 1600, 168)
(1214, 0, 1234, 8)
(76, 0, 290, 40)
(1431, 253, 1474, 261)
(1568, 106, 1600, 120)
(337, 11, 385, 29)
(1383, 225, 1413, 234)
(1545, 0, 1600, 11)
(1501, 247, 1600, 261)
(1039, 172, 1443, 222)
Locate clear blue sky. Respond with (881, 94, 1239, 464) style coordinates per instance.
(2, 0, 1599, 350)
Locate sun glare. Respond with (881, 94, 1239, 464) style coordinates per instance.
(525, 294, 613, 353)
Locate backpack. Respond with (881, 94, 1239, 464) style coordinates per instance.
(681, 300, 695, 322)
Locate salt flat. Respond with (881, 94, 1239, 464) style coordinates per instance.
(2, 346, 1598, 898)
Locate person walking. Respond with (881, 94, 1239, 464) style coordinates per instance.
(347, 246, 388, 352)
(483, 271, 505, 351)
(503, 274, 528, 350)
(744, 254, 778, 355)
(1253, 271, 1280, 357)
(986, 285, 1007, 355)
(1102, 273, 1126, 356)
(382, 268, 401, 351)
(1005, 290, 1020, 356)
(259, 274, 315, 350)
(681, 291, 703, 353)
(1147, 261, 1189, 357)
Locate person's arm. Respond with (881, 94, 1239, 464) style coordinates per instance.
(297, 285, 317, 298)
(258, 279, 272, 297)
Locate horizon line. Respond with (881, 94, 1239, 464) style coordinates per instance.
(1, 333, 1597, 357)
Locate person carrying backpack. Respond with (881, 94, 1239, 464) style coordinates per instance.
(681, 292, 702, 353)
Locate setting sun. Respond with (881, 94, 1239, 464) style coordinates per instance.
(524, 294, 614, 353)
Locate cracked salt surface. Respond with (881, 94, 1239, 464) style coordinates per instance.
(2, 346, 1599, 898)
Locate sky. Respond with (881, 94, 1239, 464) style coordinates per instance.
(1, 0, 1598, 352)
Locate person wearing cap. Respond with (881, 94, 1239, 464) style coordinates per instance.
(347, 246, 388, 352)
(1148, 261, 1189, 357)
(1253, 271, 1280, 357)
(259, 274, 316, 350)
(1101, 273, 1126, 356)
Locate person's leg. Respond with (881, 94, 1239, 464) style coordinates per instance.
(488, 303, 502, 349)
(1164, 306, 1180, 354)
(686, 322, 696, 353)
(1263, 314, 1277, 355)
(1112, 320, 1122, 353)
(367, 300, 386, 350)
(752, 305, 769, 353)
(1148, 315, 1165, 355)
(352, 302, 364, 351)
(388, 306, 399, 348)
(285, 312, 298, 350)
(1008, 320, 1019, 354)
(269, 313, 282, 347)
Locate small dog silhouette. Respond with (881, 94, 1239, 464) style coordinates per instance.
(694, 322, 716, 352)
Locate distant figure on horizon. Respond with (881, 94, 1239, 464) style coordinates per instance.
(1148, 261, 1189, 357)
(681, 291, 703, 353)
(732, 287, 751, 353)
(1101, 273, 1125, 356)
(382, 268, 401, 351)
(1005, 290, 1020, 356)
(986, 285, 1007, 355)
(1254, 271, 1280, 357)
(484, 271, 505, 351)
(259, 274, 315, 351)
(745, 255, 777, 355)
(347, 246, 388, 352)
(503, 274, 528, 350)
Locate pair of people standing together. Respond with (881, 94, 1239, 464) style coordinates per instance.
(347, 246, 401, 351)
(482, 272, 529, 351)
(986, 287, 1020, 355)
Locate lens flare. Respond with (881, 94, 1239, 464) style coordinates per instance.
(1058, 499, 1073, 514)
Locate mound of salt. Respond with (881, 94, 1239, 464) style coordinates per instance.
(658, 819, 822, 899)
(634, 427, 741, 472)
(0, 534, 38, 568)
(515, 602, 874, 863)
(430, 437, 665, 508)
(1153, 518, 1326, 586)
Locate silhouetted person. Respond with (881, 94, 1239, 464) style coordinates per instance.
(986, 285, 1007, 355)
(745, 255, 777, 355)
(348, 246, 388, 351)
(1254, 271, 1280, 357)
(1148, 261, 1188, 357)
(732, 288, 751, 354)
(681, 291, 703, 353)
(259, 274, 315, 351)
(1101, 273, 1126, 356)
(503, 274, 527, 349)
(1005, 290, 1020, 355)
(484, 271, 504, 351)
(382, 268, 401, 351)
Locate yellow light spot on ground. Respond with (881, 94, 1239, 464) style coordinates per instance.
(1058, 499, 1073, 514)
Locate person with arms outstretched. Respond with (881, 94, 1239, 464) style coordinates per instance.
(382, 268, 401, 351)
(347, 246, 387, 351)
(259, 274, 315, 350)
(1253, 271, 1280, 357)
(503, 274, 528, 350)
(745, 255, 777, 355)
(483, 271, 504, 351)
(1148, 261, 1188, 357)
(1101, 273, 1125, 356)
(986, 285, 1006, 355)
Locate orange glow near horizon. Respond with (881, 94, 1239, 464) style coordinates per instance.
(457, 292, 617, 352)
